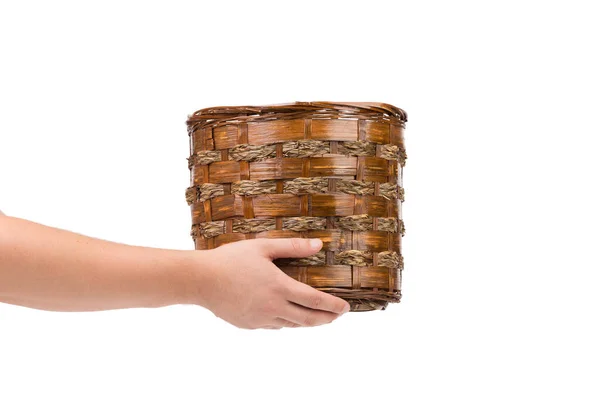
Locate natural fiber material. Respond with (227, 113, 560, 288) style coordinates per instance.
(185, 186, 197, 205)
(379, 182, 399, 200)
(377, 217, 399, 233)
(399, 220, 406, 236)
(336, 180, 375, 196)
(336, 214, 373, 231)
(189, 150, 221, 167)
(282, 140, 329, 158)
(282, 177, 329, 195)
(287, 251, 327, 266)
(232, 218, 275, 233)
(191, 215, 401, 238)
(339, 141, 377, 157)
(199, 221, 225, 239)
(378, 251, 401, 268)
(186, 101, 406, 311)
(198, 183, 225, 202)
(282, 217, 327, 231)
(335, 250, 373, 266)
(232, 180, 277, 196)
(229, 144, 276, 162)
(320, 289, 400, 311)
(187, 179, 401, 200)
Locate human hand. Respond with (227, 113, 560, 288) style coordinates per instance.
(193, 238, 351, 329)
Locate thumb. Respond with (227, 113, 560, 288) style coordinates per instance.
(258, 238, 323, 259)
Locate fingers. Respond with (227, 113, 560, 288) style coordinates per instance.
(273, 318, 301, 328)
(284, 277, 350, 314)
(279, 303, 341, 327)
(258, 238, 323, 259)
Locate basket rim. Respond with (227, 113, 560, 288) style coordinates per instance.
(187, 101, 407, 129)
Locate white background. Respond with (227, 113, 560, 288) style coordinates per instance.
(1, 1, 599, 399)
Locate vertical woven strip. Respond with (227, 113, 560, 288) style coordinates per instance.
(352, 120, 366, 290)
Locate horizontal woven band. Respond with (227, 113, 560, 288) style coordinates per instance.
(192, 229, 402, 255)
(191, 194, 399, 223)
(278, 265, 402, 290)
(274, 250, 402, 268)
(185, 179, 402, 204)
(318, 288, 401, 311)
(192, 216, 403, 239)
(192, 156, 397, 184)
(188, 141, 405, 168)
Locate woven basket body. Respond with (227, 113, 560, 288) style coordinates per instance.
(186, 102, 407, 311)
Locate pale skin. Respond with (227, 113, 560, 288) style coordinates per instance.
(0, 211, 350, 329)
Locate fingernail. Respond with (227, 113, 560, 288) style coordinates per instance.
(342, 303, 351, 314)
(309, 238, 322, 250)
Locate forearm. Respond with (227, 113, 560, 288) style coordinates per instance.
(0, 215, 200, 311)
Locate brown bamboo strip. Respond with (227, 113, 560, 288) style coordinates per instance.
(248, 120, 305, 145)
(363, 121, 390, 144)
(275, 143, 284, 230)
(312, 119, 358, 141)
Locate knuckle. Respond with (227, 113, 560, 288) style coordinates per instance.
(310, 295, 323, 309)
(289, 238, 304, 253)
(303, 314, 317, 326)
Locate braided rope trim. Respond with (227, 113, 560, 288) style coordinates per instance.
(188, 141, 407, 168)
(188, 150, 222, 167)
(379, 251, 404, 268)
(380, 182, 399, 200)
(193, 218, 331, 238)
(234, 218, 276, 233)
(286, 251, 327, 266)
(380, 144, 407, 167)
(335, 250, 372, 266)
(192, 216, 402, 238)
(339, 141, 376, 157)
(185, 186, 197, 205)
(320, 288, 401, 311)
(336, 180, 374, 196)
(188, 179, 401, 202)
(283, 140, 329, 157)
(333, 250, 403, 268)
(282, 217, 327, 231)
(232, 180, 277, 196)
(229, 144, 276, 162)
(277, 251, 402, 268)
(185, 184, 226, 204)
(283, 177, 329, 195)
(336, 215, 399, 232)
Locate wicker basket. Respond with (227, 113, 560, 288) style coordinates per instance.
(186, 102, 407, 311)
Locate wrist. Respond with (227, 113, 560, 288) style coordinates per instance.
(173, 249, 217, 308)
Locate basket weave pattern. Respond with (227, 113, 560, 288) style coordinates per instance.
(186, 102, 407, 311)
